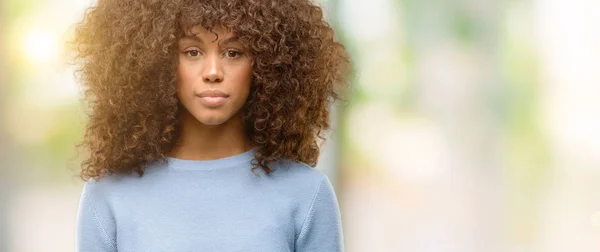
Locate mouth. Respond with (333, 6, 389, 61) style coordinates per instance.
(196, 89, 229, 107)
(197, 89, 230, 98)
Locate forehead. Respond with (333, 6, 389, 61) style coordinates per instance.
(183, 26, 236, 41)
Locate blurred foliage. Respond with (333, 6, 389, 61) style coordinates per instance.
(3, 0, 551, 189)
(3, 0, 84, 183)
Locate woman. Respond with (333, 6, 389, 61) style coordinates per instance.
(71, 0, 351, 251)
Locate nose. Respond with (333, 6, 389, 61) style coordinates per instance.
(202, 54, 224, 83)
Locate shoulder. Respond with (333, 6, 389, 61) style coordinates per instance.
(81, 161, 166, 202)
(80, 174, 127, 206)
(258, 159, 333, 204)
(263, 159, 341, 238)
(268, 159, 328, 187)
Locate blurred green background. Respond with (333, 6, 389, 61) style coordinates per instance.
(2, 0, 600, 251)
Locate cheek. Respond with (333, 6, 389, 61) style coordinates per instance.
(237, 69, 253, 100)
(176, 64, 194, 90)
(235, 65, 253, 89)
(175, 66, 193, 103)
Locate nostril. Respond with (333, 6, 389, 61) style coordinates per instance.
(204, 76, 223, 82)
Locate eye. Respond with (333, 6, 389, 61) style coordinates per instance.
(184, 50, 201, 57)
(225, 49, 243, 58)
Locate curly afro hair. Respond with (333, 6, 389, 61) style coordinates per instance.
(69, 0, 351, 181)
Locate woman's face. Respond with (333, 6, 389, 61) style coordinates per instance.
(176, 26, 252, 126)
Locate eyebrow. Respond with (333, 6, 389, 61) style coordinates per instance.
(181, 34, 240, 46)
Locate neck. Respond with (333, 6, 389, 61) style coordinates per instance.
(168, 110, 252, 160)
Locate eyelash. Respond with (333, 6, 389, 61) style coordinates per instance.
(183, 49, 244, 59)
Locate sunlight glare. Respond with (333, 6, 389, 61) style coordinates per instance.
(22, 30, 57, 64)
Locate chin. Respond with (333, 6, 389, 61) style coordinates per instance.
(182, 105, 241, 126)
(198, 118, 228, 126)
(194, 115, 229, 126)
(190, 109, 235, 126)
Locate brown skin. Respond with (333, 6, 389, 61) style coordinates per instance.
(171, 27, 253, 160)
(69, 0, 351, 181)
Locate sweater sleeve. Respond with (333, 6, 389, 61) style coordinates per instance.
(76, 180, 117, 252)
(295, 176, 345, 252)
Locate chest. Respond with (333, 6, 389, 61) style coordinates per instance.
(113, 194, 298, 252)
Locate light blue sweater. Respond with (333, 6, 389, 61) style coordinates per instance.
(76, 148, 344, 251)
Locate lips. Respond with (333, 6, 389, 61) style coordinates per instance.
(196, 89, 229, 107)
(197, 89, 230, 98)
